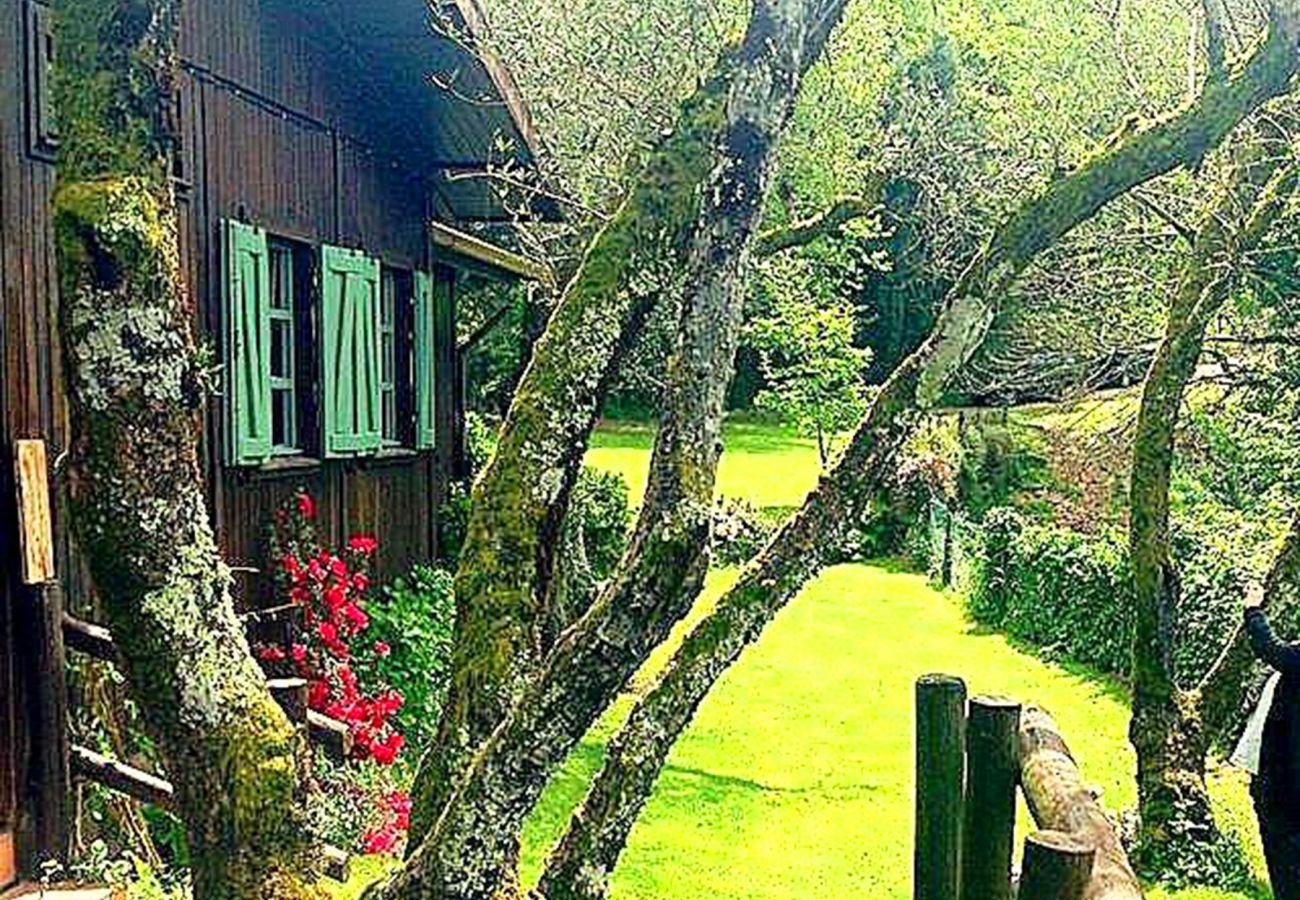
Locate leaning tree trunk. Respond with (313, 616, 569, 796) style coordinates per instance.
(1128, 140, 1298, 876)
(536, 10, 1300, 890)
(407, 47, 742, 848)
(51, 2, 320, 898)
(369, 2, 847, 898)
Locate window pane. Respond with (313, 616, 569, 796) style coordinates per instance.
(272, 388, 296, 449)
(270, 319, 291, 379)
(270, 246, 293, 310)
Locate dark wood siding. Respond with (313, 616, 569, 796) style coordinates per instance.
(1, 0, 72, 876)
(178, 3, 453, 605)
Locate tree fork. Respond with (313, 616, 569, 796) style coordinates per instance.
(409, 44, 744, 849)
(532, 7, 1300, 888)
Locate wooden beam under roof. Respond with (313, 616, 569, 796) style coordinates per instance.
(429, 220, 550, 282)
(443, 0, 542, 161)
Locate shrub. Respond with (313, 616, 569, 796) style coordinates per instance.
(711, 498, 774, 566)
(570, 466, 631, 581)
(360, 565, 456, 749)
(966, 507, 1135, 676)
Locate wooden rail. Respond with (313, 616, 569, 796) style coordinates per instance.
(913, 677, 1141, 900)
(62, 613, 357, 881)
(69, 746, 350, 882)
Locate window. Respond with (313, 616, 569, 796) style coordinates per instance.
(224, 222, 440, 465)
(268, 240, 299, 453)
(379, 269, 401, 445)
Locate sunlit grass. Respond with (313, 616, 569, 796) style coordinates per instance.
(518, 565, 1265, 900)
(334, 419, 1267, 900)
(587, 418, 824, 509)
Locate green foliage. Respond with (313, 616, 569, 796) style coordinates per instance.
(749, 261, 873, 462)
(569, 467, 631, 581)
(361, 566, 457, 749)
(965, 508, 1135, 675)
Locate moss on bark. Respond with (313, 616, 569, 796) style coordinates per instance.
(51, 3, 322, 897)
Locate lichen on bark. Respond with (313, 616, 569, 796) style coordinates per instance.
(51, 3, 323, 897)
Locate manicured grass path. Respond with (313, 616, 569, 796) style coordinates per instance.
(518, 563, 1263, 900)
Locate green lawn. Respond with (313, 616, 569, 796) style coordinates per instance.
(337, 418, 1267, 900)
(518, 564, 1266, 900)
(587, 419, 823, 509)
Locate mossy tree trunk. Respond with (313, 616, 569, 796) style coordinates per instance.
(373, 2, 846, 898)
(533, 12, 1300, 892)
(406, 46, 742, 850)
(51, 2, 321, 897)
(1128, 134, 1298, 877)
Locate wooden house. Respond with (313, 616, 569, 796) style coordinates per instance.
(0, 0, 548, 886)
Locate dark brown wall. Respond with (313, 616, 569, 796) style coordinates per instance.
(178, 1, 458, 603)
(1, 0, 71, 875)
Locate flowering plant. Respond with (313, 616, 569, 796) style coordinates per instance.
(259, 492, 406, 767)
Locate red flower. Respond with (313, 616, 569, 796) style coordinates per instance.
(373, 640, 391, 658)
(317, 620, 338, 644)
(257, 644, 286, 662)
(362, 825, 399, 855)
(352, 573, 370, 592)
(323, 586, 346, 612)
(308, 680, 329, 709)
(297, 494, 316, 519)
(371, 732, 403, 765)
(291, 643, 307, 663)
(348, 535, 379, 555)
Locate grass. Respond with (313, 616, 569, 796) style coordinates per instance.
(335, 417, 1268, 899)
(587, 419, 823, 509)
(517, 564, 1266, 900)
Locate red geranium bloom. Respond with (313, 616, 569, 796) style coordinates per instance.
(348, 535, 379, 555)
(373, 640, 390, 658)
(297, 494, 316, 519)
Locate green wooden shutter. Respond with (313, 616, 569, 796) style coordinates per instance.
(223, 220, 272, 466)
(320, 245, 382, 457)
(413, 271, 436, 450)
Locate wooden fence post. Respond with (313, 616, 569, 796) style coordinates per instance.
(1018, 830, 1095, 900)
(961, 696, 1021, 900)
(915, 674, 967, 900)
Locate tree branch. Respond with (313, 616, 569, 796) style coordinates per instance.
(406, 44, 744, 848)
(531, 9, 1300, 893)
(753, 194, 883, 255)
(379, 2, 849, 896)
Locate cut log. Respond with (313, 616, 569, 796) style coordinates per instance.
(1018, 707, 1142, 900)
(62, 614, 118, 664)
(308, 709, 353, 761)
(1019, 830, 1096, 900)
(915, 674, 967, 900)
(962, 696, 1021, 900)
